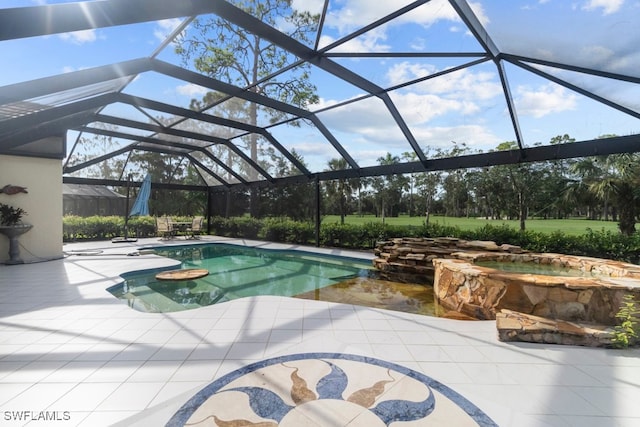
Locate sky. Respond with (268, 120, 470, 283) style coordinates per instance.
(2, 0, 640, 175)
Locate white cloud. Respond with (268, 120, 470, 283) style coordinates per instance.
(582, 0, 624, 15)
(319, 28, 391, 52)
(313, 89, 499, 153)
(308, 58, 506, 155)
(309, 87, 504, 161)
(386, 62, 437, 86)
(410, 37, 427, 51)
(581, 45, 614, 65)
(516, 83, 577, 118)
(176, 83, 209, 97)
(317, 96, 402, 136)
(411, 124, 501, 150)
(349, 148, 391, 166)
(391, 92, 475, 123)
(291, 0, 325, 15)
(319, 0, 488, 52)
(291, 141, 336, 158)
(386, 62, 502, 101)
(58, 29, 97, 44)
(400, 0, 464, 26)
(324, 0, 470, 35)
(154, 18, 184, 42)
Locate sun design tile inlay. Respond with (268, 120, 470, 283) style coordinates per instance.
(166, 353, 498, 427)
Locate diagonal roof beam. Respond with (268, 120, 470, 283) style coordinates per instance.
(259, 133, 312, 176)
(307, 116, 358, 168)
(151, 59, 312, 120)
(326, 52, 487, 58)
(448, 0, 499, 58)
(204, 1, 426, 163)
(496, 60, 525, 150)
(510, 59, 640, 120)
(82, 116, 269, 182)
(501, 54, 640, 84)
(0, 58, 152, 105)
(64, 144, 133, 174)
(314, 0, 330, 51)
(0, 92, 119, 149)
(151, 59, 358, 169)
(318, 0, 431, 54)
(0, 0, 222, 41)
(448, 0, 525, 149)
(184, 154, 232, 188)
(215, 134, 640, 191)
(114, 93, 311, 176)
(117, 93, 259, 134)
(71, 125, 246, 186)
(64, 176, 208, 192)
(308, 58, 492, 119)
(387, 57, 492, 92)
(0, 112, 89, 154)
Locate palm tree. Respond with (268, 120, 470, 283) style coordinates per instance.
(572, 154, 640, 235)
(324, 158, 357, 224)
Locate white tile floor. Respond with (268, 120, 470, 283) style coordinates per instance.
(0, 236, 638, 426)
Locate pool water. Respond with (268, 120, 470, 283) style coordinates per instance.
(108, 244, 442, 316)
(475, 260, 600, 277)
(295, 276, 443, 317)
(108, 244, 376, 313)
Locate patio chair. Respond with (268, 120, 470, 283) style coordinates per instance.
(186, 216, 204, 239)
(156, 216, 175, 239)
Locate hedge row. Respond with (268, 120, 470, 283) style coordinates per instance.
(63, 215, 640, 263)
(63, 215, 186, 241)
(208, 217, 640, 263)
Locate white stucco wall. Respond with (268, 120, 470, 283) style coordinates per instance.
(0, 154, 63, 263)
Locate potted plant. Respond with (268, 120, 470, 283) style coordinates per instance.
(0, 203, 27, 226)
(0, 203, 32, 264)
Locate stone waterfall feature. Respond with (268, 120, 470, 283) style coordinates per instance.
(373, 237, 525, 283)
(373, 238, 640, 347)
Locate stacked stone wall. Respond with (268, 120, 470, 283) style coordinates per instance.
(373, 237, 524, 283)
(371, 236, 640, 347)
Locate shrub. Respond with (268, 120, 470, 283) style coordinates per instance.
(612, 295, 640, 349)
(61, 215, 640, 263)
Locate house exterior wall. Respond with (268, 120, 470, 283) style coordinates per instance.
(0, 154, 63, 263)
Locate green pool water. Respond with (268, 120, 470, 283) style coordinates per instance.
(108, 244, 376, 313)
(475, 260, 599, 277)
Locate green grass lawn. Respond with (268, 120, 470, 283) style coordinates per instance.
(322, 214, 620, 236)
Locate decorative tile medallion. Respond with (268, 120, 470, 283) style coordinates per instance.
(166, 353, 498, 426)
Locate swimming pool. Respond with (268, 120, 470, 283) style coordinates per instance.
(108, 244, 376, 313)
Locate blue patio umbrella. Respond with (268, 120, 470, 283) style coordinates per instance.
(129, 174, 151, 216)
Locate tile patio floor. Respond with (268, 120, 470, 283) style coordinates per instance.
(1, 236, 639, 426)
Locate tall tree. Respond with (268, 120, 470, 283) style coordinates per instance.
(371, 153, 409, 222)
(414, 147, 444, 224)
(258, 148, 314, 220)
(573, 153, 640, 235)
(490, 141, 546, 230)
(323, 158, 358, 224)
(401, 152, 419, 216)
(176, 0, 320, 217)
(542, 135, 576, 219)
(440, 143, 471, 219)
